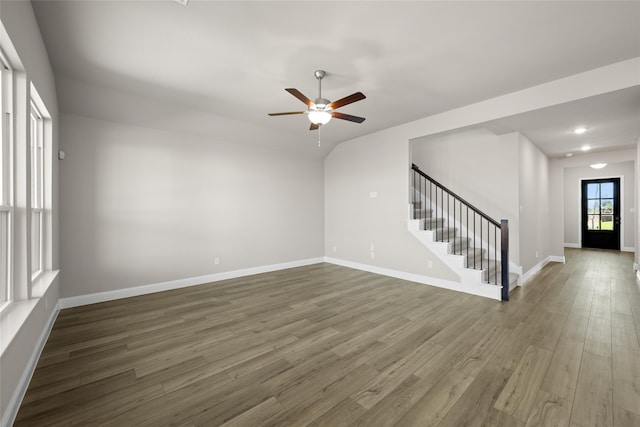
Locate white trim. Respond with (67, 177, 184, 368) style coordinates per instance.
(520, 255, 564, 285)
(323, 256, 502, 301)
(549, 255, 566, 263)
(1, 301, 60, 427)
(622, 247, 635, 253)
(59, 258, 324, 309)
(564, 242, 580, 248)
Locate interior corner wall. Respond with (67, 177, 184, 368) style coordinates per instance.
(0, 1, 60, 423)
(59, 113, 324, 298)
(563, 160, 635, 250)
(518, 134, 550, 272)
(637, 138, 640, 266)
(411, 128, 521, 265)
(324, 131, 458, 282)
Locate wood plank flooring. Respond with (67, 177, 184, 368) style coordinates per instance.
(15, 248, 640, 426)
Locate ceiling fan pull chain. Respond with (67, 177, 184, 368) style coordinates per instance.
(318, 126, 321, 147)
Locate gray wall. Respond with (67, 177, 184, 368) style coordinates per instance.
(518, 133, 551, 272)
(637, 138, 640, 268)
(59, 113, 324, 298)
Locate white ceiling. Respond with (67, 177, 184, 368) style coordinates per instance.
(31, 1, 640, 158)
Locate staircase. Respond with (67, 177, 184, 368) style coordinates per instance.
(409, 164, 519, 301)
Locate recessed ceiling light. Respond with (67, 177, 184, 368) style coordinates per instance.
(574, 127, 587, 134)
(590, 163, 607, 169)
(581, 145, 591, 151)
(565, 153, 573, 157)
(174, 0, 189, 5)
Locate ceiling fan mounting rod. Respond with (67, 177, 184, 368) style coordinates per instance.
(315, 70, 326, 100)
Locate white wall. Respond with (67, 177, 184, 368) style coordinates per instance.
(325, 131, 459, 282)
(0, 1, 60, 423)
(326, 56, 640, 283)
(411, 128, 521, 264)
(563, 160, 635, 250)
(410, 129, 553, 275)
(518, 134, 550, 272)
(59, 113, 324, 298)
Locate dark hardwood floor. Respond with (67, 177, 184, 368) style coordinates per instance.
(14, 248, 640, 426)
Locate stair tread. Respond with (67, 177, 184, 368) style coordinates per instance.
(411, 184, 518, 296)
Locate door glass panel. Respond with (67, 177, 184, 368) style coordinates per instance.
(601, 198, 614, 230)
(600, 216, 613, 230)
(587, 183, 600, 199)
(587, 214, 600, 230)
(601, 182, 614, 198)
(587, 199, 600, 214)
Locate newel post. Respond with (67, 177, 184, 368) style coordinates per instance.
(500, 220, 509, 301)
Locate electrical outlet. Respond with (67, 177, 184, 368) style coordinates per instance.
(214, 257, 220, 265)
(535, 251, 538, 258)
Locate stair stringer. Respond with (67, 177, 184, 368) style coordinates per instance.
(410, 197, 523, 276)
(408, 218, 503, 300)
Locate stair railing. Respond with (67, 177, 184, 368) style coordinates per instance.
(411, 164, 510, 301)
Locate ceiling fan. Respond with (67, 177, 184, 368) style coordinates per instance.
(268, 70, 366, 131)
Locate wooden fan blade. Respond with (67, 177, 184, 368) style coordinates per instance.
(310, 123, 319, 131)
(285, 88, 313, 107)
(332, 111, 366, 123)
(329, 92, 366, 110)
(268, 111, 305, 116)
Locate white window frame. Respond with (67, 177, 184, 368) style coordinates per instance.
(0, 50, 12, 309)
(30, 100, 44, 281)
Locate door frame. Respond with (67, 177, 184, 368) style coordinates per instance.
(578, 175, 624, 250)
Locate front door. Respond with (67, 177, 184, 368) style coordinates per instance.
(582, 178, 621, 250)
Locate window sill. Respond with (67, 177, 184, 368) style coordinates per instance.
(31, 269, 59, 298)
(0, 269, 59, 356)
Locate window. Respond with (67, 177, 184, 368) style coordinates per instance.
(0, 52, 11, 307)
(30, 101, 44, 279)
(0, 43, 54, 310)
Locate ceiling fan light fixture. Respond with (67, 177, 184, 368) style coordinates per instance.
(308, 110, 332, 125)
(269, 70, 365, 130)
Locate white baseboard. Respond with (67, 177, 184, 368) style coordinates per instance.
(59, 258, 324, 309)
(323, 257, 501, 300)
(549, 255, 566, 263)
(1, 302, 60, 427)
(324, 256, 460, 289)
(520, 256, 558, 286)
(564, 243, 581, 248)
